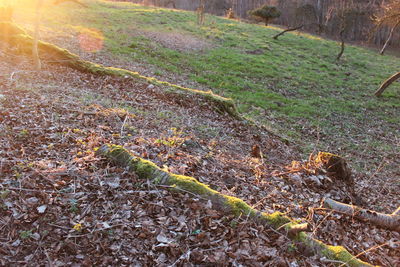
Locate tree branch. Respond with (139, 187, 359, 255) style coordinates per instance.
(273, 25, 304, 40)
(375, 71, 400, 96)
(324, 198, 400, 231)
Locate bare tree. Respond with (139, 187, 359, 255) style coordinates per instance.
(197, 0, 205, 25)
(32, 0, 43, 71)
(321, 0, 367, 61)
(326, 0, 353, 61)
(373, 0, 400, 55)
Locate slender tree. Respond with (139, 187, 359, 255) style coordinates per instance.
(372, 1, 400, 95)
(324, 0, 360, 61)
(373, 0, 400, 55)
(32, 0, 43, 71)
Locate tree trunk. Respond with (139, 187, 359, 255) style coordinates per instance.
(336, 27, 345, 61)
(324, 198, 400, 231)
(380, 21, 400, 55)
(273, 24, 304, 40)
(375, 72, 400, 97)
(33, 0, 43, 71)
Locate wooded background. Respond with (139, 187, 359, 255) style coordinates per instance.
(122, 0, 399, 48)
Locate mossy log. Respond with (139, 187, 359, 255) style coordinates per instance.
(97, 144, 374, 267)
(0, 22, 239, 118)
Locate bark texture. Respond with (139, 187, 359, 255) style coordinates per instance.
(97, 144, 375, 267)
(324, 198, 400, 232)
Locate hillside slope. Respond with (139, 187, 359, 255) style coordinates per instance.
(0, 0, 399, 265)
(19, 0, 399, 178)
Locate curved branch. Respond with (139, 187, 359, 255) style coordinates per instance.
(273, 24, 304, 40)
(375, 71, 400, 96)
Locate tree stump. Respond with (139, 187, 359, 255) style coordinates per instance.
(315, 152, 353, 186)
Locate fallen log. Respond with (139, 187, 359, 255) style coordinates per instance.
(324, 198, 400, 232)
(97, 144, 374, 267)
(0, 22, 239, 118)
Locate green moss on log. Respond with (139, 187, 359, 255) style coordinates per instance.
(97, 144, 374, 267)
(297, 232, 372, 266)
(0, 22, 239, 118)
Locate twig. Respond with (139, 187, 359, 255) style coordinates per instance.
(321, 258, 349, 266)
(43, 249, 54, 267)
(47, 223, 71, 230)
(339, 241, 400, 267)
(120, 114, 129, 136)
(169, 249, 191, 267)
(312, 210, 333, 236)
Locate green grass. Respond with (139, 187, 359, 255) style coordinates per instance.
(19, 1, 400, 171)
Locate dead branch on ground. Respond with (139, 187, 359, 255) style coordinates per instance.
(324, 198, 400, 231)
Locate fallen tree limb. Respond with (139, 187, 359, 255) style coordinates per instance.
(0, 22, 239, 118)
(324, 198, 400, 232)
(97, 144, 374, 267)
(273, 24, 304, 40)
(375, 71, 400, 97)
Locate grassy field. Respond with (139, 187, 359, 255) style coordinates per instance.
(14, 0, 400, 173)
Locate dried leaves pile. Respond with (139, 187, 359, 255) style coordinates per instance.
(0, 53, 398, 266)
